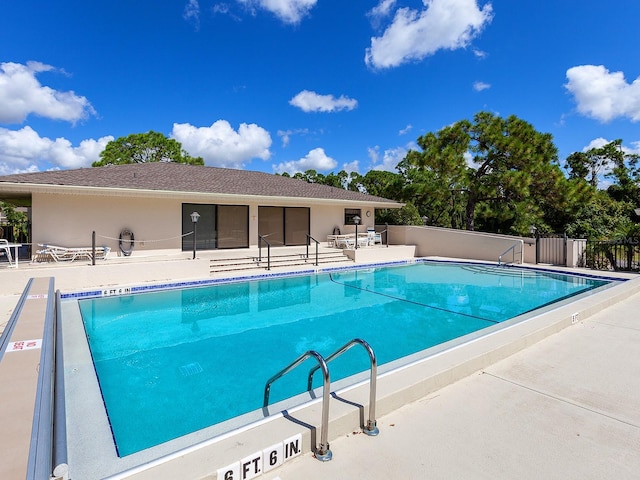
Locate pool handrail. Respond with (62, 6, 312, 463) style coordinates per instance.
(263, 350, 332, 461)
(498, 240, 524, 265)
(258, 234, 271, 270)
(307, 338, 379, 436)
(305, 234, 319, 266)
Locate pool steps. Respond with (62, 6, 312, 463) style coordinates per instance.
(210, 250, 352, 273)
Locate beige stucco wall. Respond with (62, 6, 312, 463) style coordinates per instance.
(388, 225, 537, 264)
(30, 192, 378, 254)
(32, 193, 181, 254)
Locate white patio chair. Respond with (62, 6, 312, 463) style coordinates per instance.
(367, 228, 382, 245)
(0, 239, 14, 266)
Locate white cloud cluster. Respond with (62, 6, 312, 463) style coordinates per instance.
(171, 120, 272, 168)
(365, 0, 493, 69)
(565, 65, 640, 123)
(0, 61, 95, 124)
(273, 147, 337, 173)
(236, 0, 317, 24)
(0, 126, 112, 173)
(473, 81, 490, 91)
(289, 90, 358, 113)
(183, 0, 200, 30)
(368, 145, 407, 171)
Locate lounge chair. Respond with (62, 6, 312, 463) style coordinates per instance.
(36, 244, 111, 262)
(335, 235, 356, 248)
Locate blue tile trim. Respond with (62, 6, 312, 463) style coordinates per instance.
(61, 260, 413, 299)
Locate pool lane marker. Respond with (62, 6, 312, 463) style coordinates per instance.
(328, 273, 500, 324)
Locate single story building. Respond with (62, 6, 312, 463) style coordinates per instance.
(0, 162, 402, 256)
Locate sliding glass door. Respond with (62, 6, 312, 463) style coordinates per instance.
(182, 203, 249, 250)
(258, 206, 309, 246)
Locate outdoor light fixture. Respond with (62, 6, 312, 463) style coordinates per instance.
(422, 215, 428, 226)
(191, 211, 200, 259)
(529, 225, 537, 236)
(353, 215, 361, 249)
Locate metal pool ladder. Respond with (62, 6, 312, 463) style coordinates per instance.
(263, 338, 379, 462)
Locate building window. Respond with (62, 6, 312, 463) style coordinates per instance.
(344, 208, 361, 225)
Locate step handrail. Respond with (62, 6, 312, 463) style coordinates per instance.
(306, 234, 319, 266)
(258, 234, 271, 270)
(263, 350, 332, 461)
(307, 338, 379, 436)
(498, 240, 524, 266)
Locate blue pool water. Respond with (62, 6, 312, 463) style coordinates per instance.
(78, 262, 609, 456)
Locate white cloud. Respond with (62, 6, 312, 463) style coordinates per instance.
(565, 65, 640, 123)
(277, 128, 309, 147)
(272, 147, 337, 174)
(365, 0, 493, 69)
(368, 0, 397, 25)
(399, 124, 413, 135)
(0, 126, 112, 173)
(582, 137, 640, 156)
(171, 120, 272, 168)
(473, 81, 490, 91)
(342, 160, 360, 175)
(367, 146, 380, 164)
(183, 0, 200, 30)
(236, 0, 317, 24)
(473, 48, 487, 59)
(369, 145, 407, 172)
(582, 137, 610, 152)
(289, 90, 358, 113)
(0, 61, 95, 124)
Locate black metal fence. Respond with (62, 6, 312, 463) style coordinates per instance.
(585, 238, 640, 272)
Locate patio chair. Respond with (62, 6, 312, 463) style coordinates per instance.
(0, 239, 14, 266)
(367, 228, 382, 245)
(36, 244, 111, 262)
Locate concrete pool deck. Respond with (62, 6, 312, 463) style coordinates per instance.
(1, 254, 639, 479)
(261, 285, 640, 480)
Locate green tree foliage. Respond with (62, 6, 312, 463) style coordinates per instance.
(405, 112, 564, 235)
(564, 190, 633, 240)
(565, 139, 640, 204)
(93, 131, 204, 166)
(359, 169, 405, 199)
(0, 201, 28, 238)
(380, 202, 423, 226)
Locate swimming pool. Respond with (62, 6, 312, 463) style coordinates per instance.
(78, 261, 609, 456)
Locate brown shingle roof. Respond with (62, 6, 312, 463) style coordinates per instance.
(0, 163, 398, 204)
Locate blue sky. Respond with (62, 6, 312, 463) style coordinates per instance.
(1, 0, 639, 177)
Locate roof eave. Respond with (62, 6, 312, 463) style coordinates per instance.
(0, 182, 403, 208)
